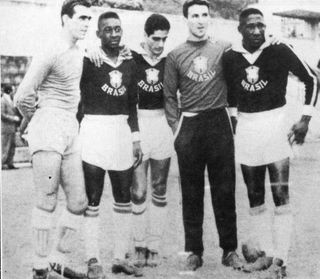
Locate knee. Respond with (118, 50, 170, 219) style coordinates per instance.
(36, 192, 58, 213)
(67, 195, 88, 214)
(131, 187, 147, 204)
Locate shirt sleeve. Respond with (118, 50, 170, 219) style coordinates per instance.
(222, 51, 238, 117)
(77, 58, 90, 123)
(163, 53, 179, 129)
(127, 61, 140, 141)
(280, 44, 318, 115)
(14, 51, 54, 121)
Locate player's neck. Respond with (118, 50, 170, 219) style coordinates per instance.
(141, 42, 160, 61)
(187, 33, 208, 42)
(101, 46, 120, 63)
(61, 29, 78, 47)
(242, 41, 264, 53)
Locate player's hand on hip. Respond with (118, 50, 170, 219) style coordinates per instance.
(133, 141, 143, 168)
(86, 45, 104, 68)
(288, 118, 310, 145)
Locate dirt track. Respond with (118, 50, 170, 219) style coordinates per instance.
(2, 142, 320, 279)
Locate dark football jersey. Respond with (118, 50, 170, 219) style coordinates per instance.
(132, 50, 165, 110)
(223, 43, 318, 113)
(79, 57, 139, 132)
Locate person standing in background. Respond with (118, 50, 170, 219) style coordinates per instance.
(2, 84, 20, 170)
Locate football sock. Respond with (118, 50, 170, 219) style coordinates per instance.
(249, 204, 275, 257)
(273, 204, 293, 266)
(51, 208, 83, 263)
(84, 206, 100, 262)
(113, 202, 132, 260)
(132, 201, 147, 248)
(32, 207, 54, 269)
(147, 193, 167, 252)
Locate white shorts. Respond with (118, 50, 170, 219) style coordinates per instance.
(235, 107, 292, 166)
(80, 115, 134, 171)
(28, 107, 80, 156)
(138, 109, 174, 161)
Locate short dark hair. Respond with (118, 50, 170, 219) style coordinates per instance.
(3, 84, 13, 94)
(239, 8, 264, 26)
(61, 0, 91, 19)
(182, 0, 210, 18)
(144, 14, 170, 36)
(97, 11, 120, 29)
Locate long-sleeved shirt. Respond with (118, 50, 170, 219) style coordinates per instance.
(132, 46, 166, 110)
(79, 54, 139, 133)
(223, 42, 318, 115)
(14, 37, 84, 120)
(163, 38, 231, 128)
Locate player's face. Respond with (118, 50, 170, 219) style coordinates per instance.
(97, 18, 122, 50)
(145, 30, 169, 57)
(240, 14, 266, 50)
(186, 4, 209, 40)
(67, 5, 92, 40)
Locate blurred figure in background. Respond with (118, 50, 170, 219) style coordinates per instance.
(1, 84, 20, 170)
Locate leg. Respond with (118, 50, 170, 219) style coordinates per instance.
(109, 168, 142, 277)
(131, 160, 149, 267)
(55, 151, 88, 253)
(2, 133, 10, 166)
(241, 164, 274, 271)
(109, 168, 133, 260)
(82, 161, 106, 279)
(7, 132, 16, 167)
(175, 116, 206, 258)
(206, 110, 237, 254)
(131, 160, 149, 248)
(31, 151, 61, 270)
(268, 158, 292, 267)
(205, 109, 243, 269)
(148, 157, 171, 266)
(82, 161, 106, 262)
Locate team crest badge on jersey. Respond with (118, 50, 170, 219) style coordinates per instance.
(109, 70, 122, 89)
(245, 66, 260, 84)
(187, 55, 215, 82)
(241, 65, 268, 92)
(146, 68, 159, 85)
(193, 56, 208, 74)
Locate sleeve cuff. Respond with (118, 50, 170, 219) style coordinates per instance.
(228, 107, 238, 117)
(132, 132, 140, 142)
(302, 105, 313, 116)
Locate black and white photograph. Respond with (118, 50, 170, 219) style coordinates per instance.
(1, 0, 320, 278)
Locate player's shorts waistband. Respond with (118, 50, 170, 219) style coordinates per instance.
(138, 109, 165, 117)
(83, 114, 128, 124)
(238, 106, 286, 120)
(36, 106, 76, 117)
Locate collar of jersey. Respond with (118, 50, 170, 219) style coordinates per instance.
(232, 41, 270, 54)
(99, 46, 127, 68)
(138, 42, 165, 66)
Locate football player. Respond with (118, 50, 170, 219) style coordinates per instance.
(14, 1, 92, 278)
(129, 14, 173, 268)
(223, 8, 318, 279)
(163, 0, 243, 273)
(78, 11, 143, 278)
